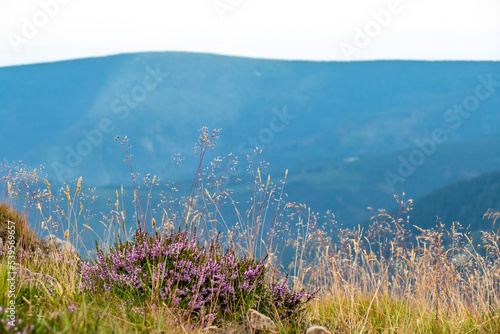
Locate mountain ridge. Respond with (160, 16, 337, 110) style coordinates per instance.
(1, 51, 499, 227)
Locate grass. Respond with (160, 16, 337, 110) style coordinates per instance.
(0, 202, 39, 251)
(1, 128, 500, 333)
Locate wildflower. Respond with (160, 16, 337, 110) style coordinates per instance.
(79, 229, 313, 325)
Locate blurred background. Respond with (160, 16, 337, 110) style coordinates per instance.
(0, 0, 499, 251)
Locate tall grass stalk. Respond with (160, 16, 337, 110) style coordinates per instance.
(1, 130, 500, 333)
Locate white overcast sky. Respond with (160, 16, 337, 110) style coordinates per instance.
(0, 0, 499, 67)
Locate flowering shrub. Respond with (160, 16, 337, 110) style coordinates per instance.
(80, 229, 315, 325)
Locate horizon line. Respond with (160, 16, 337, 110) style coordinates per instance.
(2, 50, 499, 69)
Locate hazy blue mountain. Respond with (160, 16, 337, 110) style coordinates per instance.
(276, 134, 500, 225)
(407, 169, 500, 232)
(1, 52, 499, 229)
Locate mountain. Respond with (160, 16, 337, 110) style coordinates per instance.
(281, 135, 500, 225)
(1, 52, 499, 228)
(408, 169, 500, 232)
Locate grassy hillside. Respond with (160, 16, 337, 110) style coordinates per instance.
(2, 152, 500, 333)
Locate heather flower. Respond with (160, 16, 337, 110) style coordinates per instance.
(67, 304, 77, 313)
(80, 229, 314, 325)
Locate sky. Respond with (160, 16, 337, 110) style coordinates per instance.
(0, 0, 499, 67)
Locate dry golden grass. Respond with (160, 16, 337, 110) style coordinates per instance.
(2, 133, 500, 333)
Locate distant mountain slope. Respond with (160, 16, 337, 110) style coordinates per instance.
(1, 52, 499, 228)
(408, 169, 500, 232)
(281, 135, 500, 225)
(1, 53, 499, 186)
